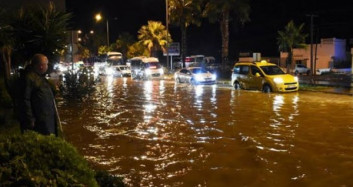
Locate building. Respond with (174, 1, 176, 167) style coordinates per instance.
(280, 38, 348, 70)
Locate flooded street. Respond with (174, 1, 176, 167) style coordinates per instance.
(58, 77, 353, 186)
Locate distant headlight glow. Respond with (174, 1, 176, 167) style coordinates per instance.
(212, 74, 217, 80)
(145, 69, 151, 75)
(105, 67, 114, 75)
(195, 74, 203, 81)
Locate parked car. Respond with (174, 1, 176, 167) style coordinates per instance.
(105, 65, 131, 77)
(231, 60, 299, 92)
(174, 67, 217, 84)
(294, 64, 310, 75)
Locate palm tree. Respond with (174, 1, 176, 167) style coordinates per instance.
(169, 0, 203, 67)
(277, 20, 307, 73)
(11, 2, 71, 66)
(203, 0, 250, 68)
(137, 21, 172, 57)
(1, 3, 70, 105)
(127, 41, 150, 59)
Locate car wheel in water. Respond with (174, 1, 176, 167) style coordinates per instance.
(263, 84, 272, 93)
(234, 82, 241, 90)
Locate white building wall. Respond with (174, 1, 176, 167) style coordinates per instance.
(280, 38, 346, 70)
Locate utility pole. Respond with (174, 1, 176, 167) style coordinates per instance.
(307, 14, 318, 75)
(166, 0, 169, 70)
(106, 20, 109, 47)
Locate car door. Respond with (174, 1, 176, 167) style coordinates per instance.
(238, 65, 250, 89)
(185, 70, 192, 83)
(178, 69, 187, 82)
(249, 65, 264, 90)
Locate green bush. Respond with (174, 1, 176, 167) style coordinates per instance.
(0, 131, 98, 186)
(95, 170, 125, 187)
(59, 67, 96, 100)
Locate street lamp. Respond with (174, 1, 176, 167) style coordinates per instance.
(95, 13, 109, 46)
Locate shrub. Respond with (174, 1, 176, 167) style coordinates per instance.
(95, 170, 125, 187)
(0, 131, 98, 186)
(59, 67, 96, 100)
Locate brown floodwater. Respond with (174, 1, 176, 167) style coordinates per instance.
(58, 77, 353, 186)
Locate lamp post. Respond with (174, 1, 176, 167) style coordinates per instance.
(95, 13, 109, 47)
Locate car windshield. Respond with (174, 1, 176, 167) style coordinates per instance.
(191, 68, 208, 74)
(117, 66, 128, 70)
(144, 62, 161, 69)
(297, 64, 306, 68)
(260, 66, 285, 75)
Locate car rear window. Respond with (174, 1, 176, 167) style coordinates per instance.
(144, 62, 161, 69)
(234, 65, 249, 75)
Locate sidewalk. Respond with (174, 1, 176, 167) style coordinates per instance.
(298, 74, 353, 95)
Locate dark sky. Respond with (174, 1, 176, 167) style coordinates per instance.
(66, 0, 353, 60)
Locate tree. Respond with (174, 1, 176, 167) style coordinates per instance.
(113, 32, 135, 59)
(98, 45, 112, 55)
(137, 21, 172, 57)
(169, 0, 203, 67)
(11, 2, 71, 67)
(277, 20, 307, 73)
(127, 42, 149, 59)
(203, 0, 250, 68)
(0, 3, 70, 105)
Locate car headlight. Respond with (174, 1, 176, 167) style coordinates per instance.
(195, 74, 203, 81)
(105, 67, 114, 75)
(294, 76, 298, 82)
(212, 74, 217, 80)
(145, 69, 151, 75)
(159, 68, 164, 75)
(273, 77, 284, 84)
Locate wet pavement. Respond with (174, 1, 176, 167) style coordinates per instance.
(58, 76, 353, 186)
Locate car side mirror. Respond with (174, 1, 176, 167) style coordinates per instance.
(255, 72, 261, 77)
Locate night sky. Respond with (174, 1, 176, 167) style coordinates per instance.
(65, 0, 353, 60)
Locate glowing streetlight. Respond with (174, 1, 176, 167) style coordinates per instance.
(94, 13, 109, 46)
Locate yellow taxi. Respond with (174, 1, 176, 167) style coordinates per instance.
(231, 60, 299, 92)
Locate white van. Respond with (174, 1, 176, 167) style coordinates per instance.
(106, 52, 123, 65)
(128, 56, 164, 79)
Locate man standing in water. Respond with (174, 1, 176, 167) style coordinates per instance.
(20, 53, 57, 136)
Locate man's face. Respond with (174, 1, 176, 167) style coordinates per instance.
(38, 57, 49, 74)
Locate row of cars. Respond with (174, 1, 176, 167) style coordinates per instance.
(174, 60, 300, 93)
(93, 52, 300, 93)
(96, 56, 165, 80)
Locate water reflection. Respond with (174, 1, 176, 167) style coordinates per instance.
(59, 78, 353, 186)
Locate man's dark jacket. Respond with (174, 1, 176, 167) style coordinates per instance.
(20, 69, 57, 136)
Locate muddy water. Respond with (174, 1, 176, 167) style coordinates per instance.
(58, 77, 353, 186)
